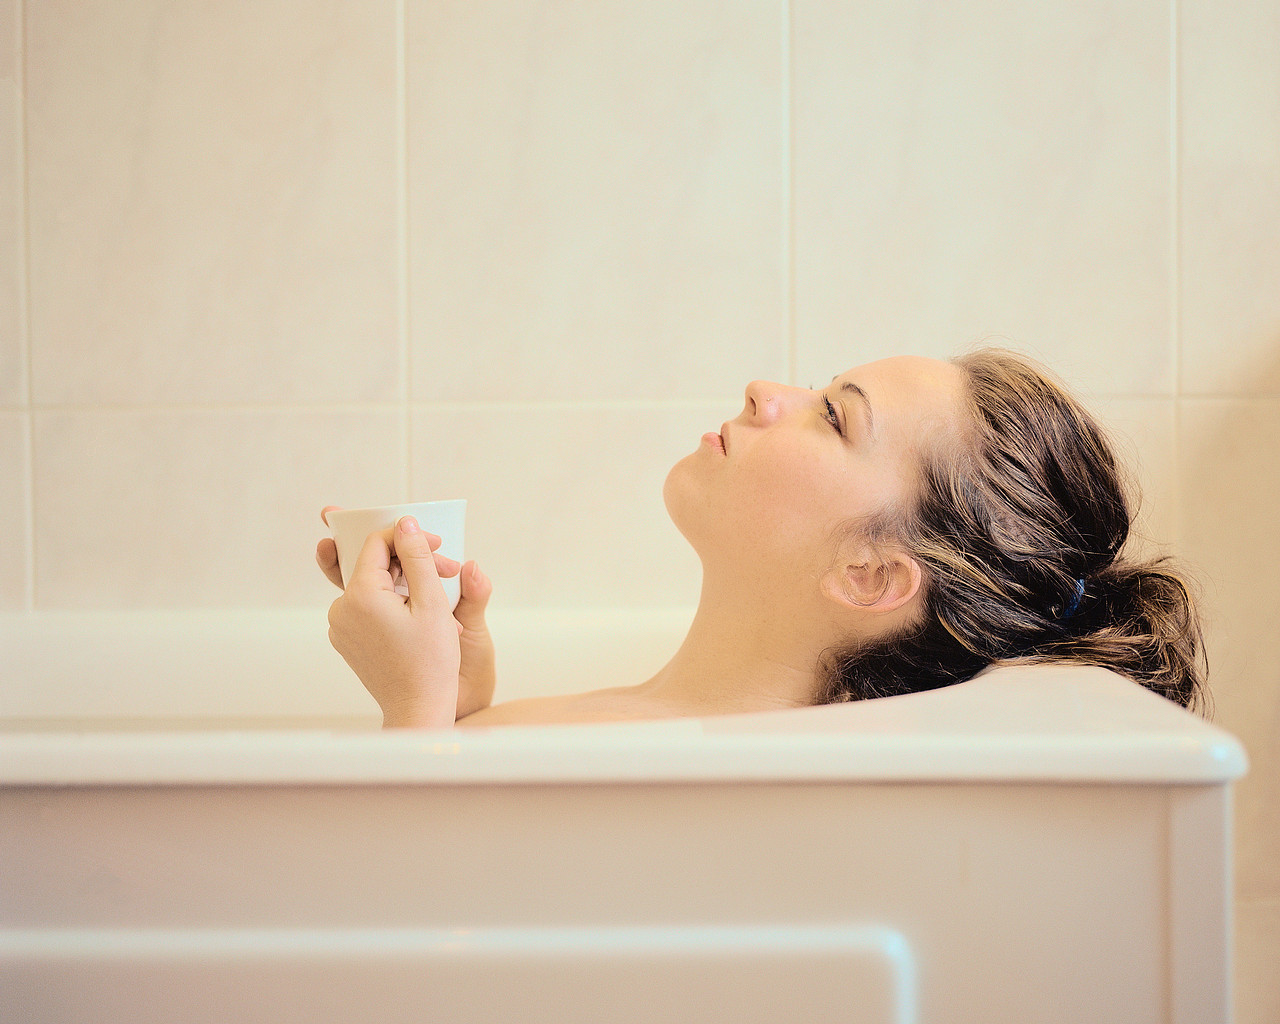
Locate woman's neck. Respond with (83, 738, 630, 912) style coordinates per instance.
(635, 576, 832, 714)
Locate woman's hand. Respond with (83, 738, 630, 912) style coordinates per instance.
(452, 559, 496, 718)
(326, 516, 461, 728)
(317, 507, 497, 720)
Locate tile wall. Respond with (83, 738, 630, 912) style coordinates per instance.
(1, 2, 1277, 1017)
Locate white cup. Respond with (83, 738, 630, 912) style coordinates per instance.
(328, 500, 467, 610)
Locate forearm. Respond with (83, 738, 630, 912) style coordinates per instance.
(383, 690, 460, 729)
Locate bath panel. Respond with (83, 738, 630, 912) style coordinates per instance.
(0, 612, 1248, 1024)
(1, 924, 914, 1024)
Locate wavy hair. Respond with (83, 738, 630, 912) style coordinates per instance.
(820, 348, 1208, 712)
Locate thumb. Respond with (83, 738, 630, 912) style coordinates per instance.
(392, 516, 447, 610)
(454, 561, 493, 630)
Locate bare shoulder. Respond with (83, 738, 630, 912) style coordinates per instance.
(456, 686, 668, 727)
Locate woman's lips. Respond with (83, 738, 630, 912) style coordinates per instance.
(701, 431, 726, 455)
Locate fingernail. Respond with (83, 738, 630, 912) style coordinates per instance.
(398, 516, 420, 534)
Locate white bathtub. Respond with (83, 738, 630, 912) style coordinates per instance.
(0, 609, 1248, 1023)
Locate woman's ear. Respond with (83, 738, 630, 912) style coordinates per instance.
(821, 549, 923, 616)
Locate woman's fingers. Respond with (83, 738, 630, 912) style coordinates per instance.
(433, 539, 462, 580)
(316, 537, 344, 589)
(461, 561, 492, 603)
(391, 517, 459, 610)
(317, 505, 458, 592)
(317, 507, 345, 588)
(349, 525, 397, 588)
(454, 560, 496, 719)
(454, 561, 493, 628)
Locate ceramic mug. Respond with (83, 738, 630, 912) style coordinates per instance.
(328, 500, 466, 610)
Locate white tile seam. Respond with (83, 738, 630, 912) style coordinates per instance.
(42, 387, 1265, 409)
(21, 400, 743, 417)
(783, 0, 796, 386)
(18, 0, 35, 610)
(31, 393, 1280, 416)
(396, 0, 412, 500)
(1169, 0, 1181, 395)
(1170, 0, 1184, 551)
(27, 403, 416, 416)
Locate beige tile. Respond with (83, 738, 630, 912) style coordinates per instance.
(1177, 398, 1280, 897)
(411, 402, 714, 607)
(33, 408, 406, 608)
(1236, 899, 1280, 1024)
(0, 0, 21, 407)
(1236, 709, 1280, 901)
(0, 412, 30, 609)
(1090, 396, 1178, 554)
(25, 2, 400, 405)
(406, 0, 787, 402)
(794, 0, 1174, 395)
(1179, 0, 1280, 395)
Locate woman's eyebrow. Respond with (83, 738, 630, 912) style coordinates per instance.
(832, 377, 876, 439)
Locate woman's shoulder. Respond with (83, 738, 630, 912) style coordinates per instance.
(455, 685, 666, 727)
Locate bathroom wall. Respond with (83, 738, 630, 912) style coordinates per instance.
(1, 1, 1276, 1016)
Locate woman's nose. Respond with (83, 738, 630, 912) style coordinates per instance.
(743, 380, 804, 424)
(743, 380, 775, 423)
(747, 378, 773, 424)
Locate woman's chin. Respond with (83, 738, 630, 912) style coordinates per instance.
(662, 457, 705, 540)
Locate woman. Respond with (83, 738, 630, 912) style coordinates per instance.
(318, 349, 1206, 728)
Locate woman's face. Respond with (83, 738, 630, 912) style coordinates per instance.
(664, 355, 966, 581)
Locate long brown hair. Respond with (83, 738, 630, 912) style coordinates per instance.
(821, 348, 1208, 712)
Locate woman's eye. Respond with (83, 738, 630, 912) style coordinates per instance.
(823, 395, 843, 435)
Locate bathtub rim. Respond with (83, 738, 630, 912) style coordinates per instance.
(0, 665, 1247, 787)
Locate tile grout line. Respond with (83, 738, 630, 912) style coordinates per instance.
(18, 0, 36, 611)
(26, 392, 1280, 416)
(782, 0, 796, 386)
(22, 398, 754, 415)
(396, 0, 412, 499)
(1169, 0, 1184, 550)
